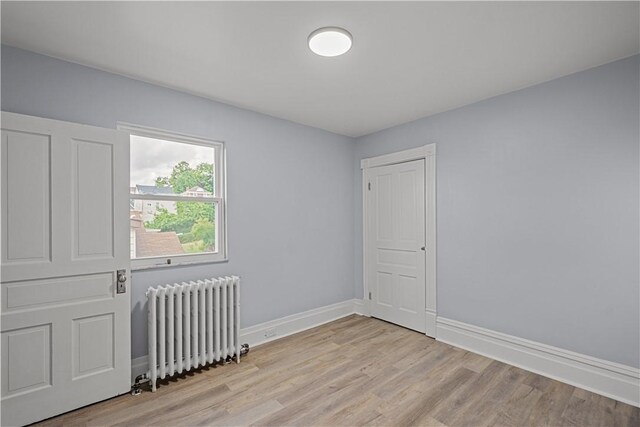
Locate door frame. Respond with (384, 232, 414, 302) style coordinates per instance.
(361, 144, 436, 336)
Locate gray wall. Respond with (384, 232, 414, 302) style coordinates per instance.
(354, 55, 640, 368)
(1, 46, 355, 359)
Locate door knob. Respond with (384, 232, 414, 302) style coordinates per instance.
(421, 246, 426, 251)
(116, 269, 127, 294)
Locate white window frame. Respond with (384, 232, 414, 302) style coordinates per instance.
(118, 122, 227, 270)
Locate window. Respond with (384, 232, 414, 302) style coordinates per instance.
(121, 124, 226, 269)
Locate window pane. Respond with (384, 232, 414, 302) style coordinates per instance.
(130, 199, 217, 259)
(130, 134, 215, 197)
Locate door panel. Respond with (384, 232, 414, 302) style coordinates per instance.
(1, 130, 51, 266)
(2, 273, 113, 312)
(367, 159, 426, 333)
(72, 313, 115, 379)
(1, 324, 52, 398)
(1, 112, 130, 426)
(375, 172, 393, 243)
(377, 272, 394, 306)
(73, 138, 114, 259)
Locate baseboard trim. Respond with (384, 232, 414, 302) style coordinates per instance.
(425, 309, 436, 337)
(131, 355, 149, 383)
(240, 299, 359, 347)
(353, 298, 369, 316)
(436, 317, 640, 407)
(131, 298, 363, 383)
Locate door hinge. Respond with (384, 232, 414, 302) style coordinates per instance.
(368, 182, 371, 191)
(368, 291, 372, 300)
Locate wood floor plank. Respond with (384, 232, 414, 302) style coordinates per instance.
(313, 392, 384, 426)
(213, 399, 284, 427)
(489, 383, 543, 427)
(560, 389, 631, 427)
(524, 377, 577, 427)
(459, 350, 494, 374)
(430, 360, 511, 425)
(34, 315, 640, 427)
(393, 367, 478, 426)
(455, 365, 531, 427)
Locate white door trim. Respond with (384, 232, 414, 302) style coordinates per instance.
(361, 144, 436, 336)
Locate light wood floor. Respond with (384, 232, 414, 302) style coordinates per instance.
(37, 315, 638, 427)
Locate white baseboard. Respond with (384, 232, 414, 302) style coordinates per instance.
(131, 298, 363, 383)
(131, 355, 149, 383)
(353, 298, 369, 316)
(436, 317, 640, 407)
(425, 309, 436, 337)
(240, 299, 360, 347)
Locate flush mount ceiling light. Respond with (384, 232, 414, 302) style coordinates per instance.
(308, 27, 352, 57)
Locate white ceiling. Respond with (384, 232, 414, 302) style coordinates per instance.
(2, 2, 639, 137)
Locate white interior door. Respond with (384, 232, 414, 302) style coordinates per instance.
(366, 159, 427, 333)
(1, 112, 131, 426)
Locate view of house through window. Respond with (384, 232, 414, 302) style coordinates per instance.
(129, 130, 225, 267)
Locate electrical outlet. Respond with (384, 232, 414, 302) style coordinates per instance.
(265, 328, 277, 338)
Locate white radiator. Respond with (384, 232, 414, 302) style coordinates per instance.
(146, 276, 241, 391)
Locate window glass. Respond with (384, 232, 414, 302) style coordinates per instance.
(128, 131, 225, 267)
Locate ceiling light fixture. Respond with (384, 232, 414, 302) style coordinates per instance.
(308, 27, 352, 57)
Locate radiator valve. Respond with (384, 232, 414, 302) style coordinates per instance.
(240, 343, 250, 356)
(131, 373, 150, 396)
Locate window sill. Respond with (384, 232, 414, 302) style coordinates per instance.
(131, 257, 229, 272)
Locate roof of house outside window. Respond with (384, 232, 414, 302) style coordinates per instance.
(134, 184, 175, 195)
(183, 186, 212, 195)
(134, 228, 184, 258)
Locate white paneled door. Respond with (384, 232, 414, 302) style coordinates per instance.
(366, 159, 428, 334)
(1, 112, 131, 426)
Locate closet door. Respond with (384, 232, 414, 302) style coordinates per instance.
(366, 159, 426, 333)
